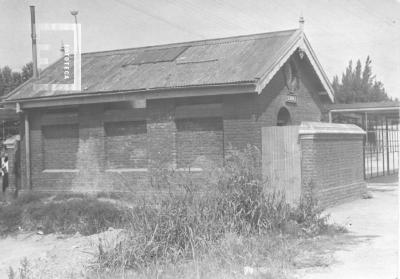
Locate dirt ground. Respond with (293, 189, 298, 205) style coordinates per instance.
(298, 175, 399, 279)
(0, 228, 123, 279)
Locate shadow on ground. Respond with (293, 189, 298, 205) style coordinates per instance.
(367, 174, 398, 184)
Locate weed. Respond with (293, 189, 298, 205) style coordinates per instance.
(52, 192, 87, 201)
(12, 192, 51, 206)
(7, 258, 32, 279)
(1, 196, 130, 236)
(22, 198, 128, 235)
(95, 146, 339, 272)
(0, 203, 23, 235)
(362, 191, 373, 199)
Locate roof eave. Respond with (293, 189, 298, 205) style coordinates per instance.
(301, 34, 335, 102)
(5, 82, 257, 109)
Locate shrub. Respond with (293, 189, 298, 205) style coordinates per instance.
(52, 192, 87, 201)
(290, 179, 330, 236)
(1, 192, 51, 236)
(0, 203, 23, 235)
(22, 198, 128, 235)
(12, 192, 51, 206)
(1, 194, 130, 236)
(97, 145, 335, 271)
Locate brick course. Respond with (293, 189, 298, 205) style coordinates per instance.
(105, 120, 147, 169)
(300, 134, 366, 207)
(176, 117, 224, 168)
(42, 124, 79, 169)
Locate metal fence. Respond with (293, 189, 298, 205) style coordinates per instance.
(364, 118, 399, 178)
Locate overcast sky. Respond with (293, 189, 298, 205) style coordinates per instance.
(0, 0, 399, 99)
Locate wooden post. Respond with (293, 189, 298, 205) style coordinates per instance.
(386, 117, 390, 174)
(381, 118, 385, 175)
(365, 112, 368, 143)
(24, 112, 31, 190)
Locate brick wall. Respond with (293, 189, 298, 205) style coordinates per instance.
(42, 124, 78, 169)
(300, 133, 366, 207)
(256, 58, 323, 127)
(261, 124, 366, 207)
(105, 120, 147, 169)
(176, 117, 223, 168)
(17, 54, 329, 194)
(222, 58, 325, 152)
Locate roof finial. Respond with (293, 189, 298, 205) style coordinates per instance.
(299, 14, 305, 31)
(70, 10, 79, 24)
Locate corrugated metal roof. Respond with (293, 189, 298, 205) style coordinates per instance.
(328, 101, 400, 110)
(7, 29, 299, 101)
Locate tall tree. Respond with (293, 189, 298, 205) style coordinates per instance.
(21, 62, 33, 82)
(0, 62, 33, 97)
(332, 56, 390, 103)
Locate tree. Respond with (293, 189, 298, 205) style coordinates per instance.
(0, 62, 33, 97)
(332, 56, 390, 103)
(21, 62, 33, 82)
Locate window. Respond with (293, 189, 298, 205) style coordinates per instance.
(104, 121, 147, 169)
(42, 124, 79, 169)
(175, 117, 223, 168)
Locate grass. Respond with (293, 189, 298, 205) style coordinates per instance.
(2, 146, 349, 279)
(0, 192, 129, 236)
(87, 232, 355, 279)
(91, 146, 347, 278)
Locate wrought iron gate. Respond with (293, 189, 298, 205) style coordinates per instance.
(364, 117, 399, 178)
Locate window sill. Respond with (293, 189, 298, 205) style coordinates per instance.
(42, 169, 79, 173)
(106, 168, 148, 173)
(175, 167, 203, 172)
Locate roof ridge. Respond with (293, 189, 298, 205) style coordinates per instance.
(82, 28, 299, 57)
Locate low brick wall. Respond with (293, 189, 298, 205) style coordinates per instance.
(262, 122, 366, 207)
(299, 122, 366, 207)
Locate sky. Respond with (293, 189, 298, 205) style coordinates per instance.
(0, 0, 399, 99)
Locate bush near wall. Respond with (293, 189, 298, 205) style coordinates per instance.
(0, 193, 129, 236)
(97, 145, 342, 270)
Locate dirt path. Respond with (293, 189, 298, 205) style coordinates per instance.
(0, 229, 122, 279)
(299, 178, 398, 279)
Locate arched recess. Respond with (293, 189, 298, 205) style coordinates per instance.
(277, 107, 291, 126)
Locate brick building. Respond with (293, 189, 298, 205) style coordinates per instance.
(5, 27, 335, 192)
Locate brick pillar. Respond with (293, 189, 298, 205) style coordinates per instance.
(299, 123, 366, 207)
